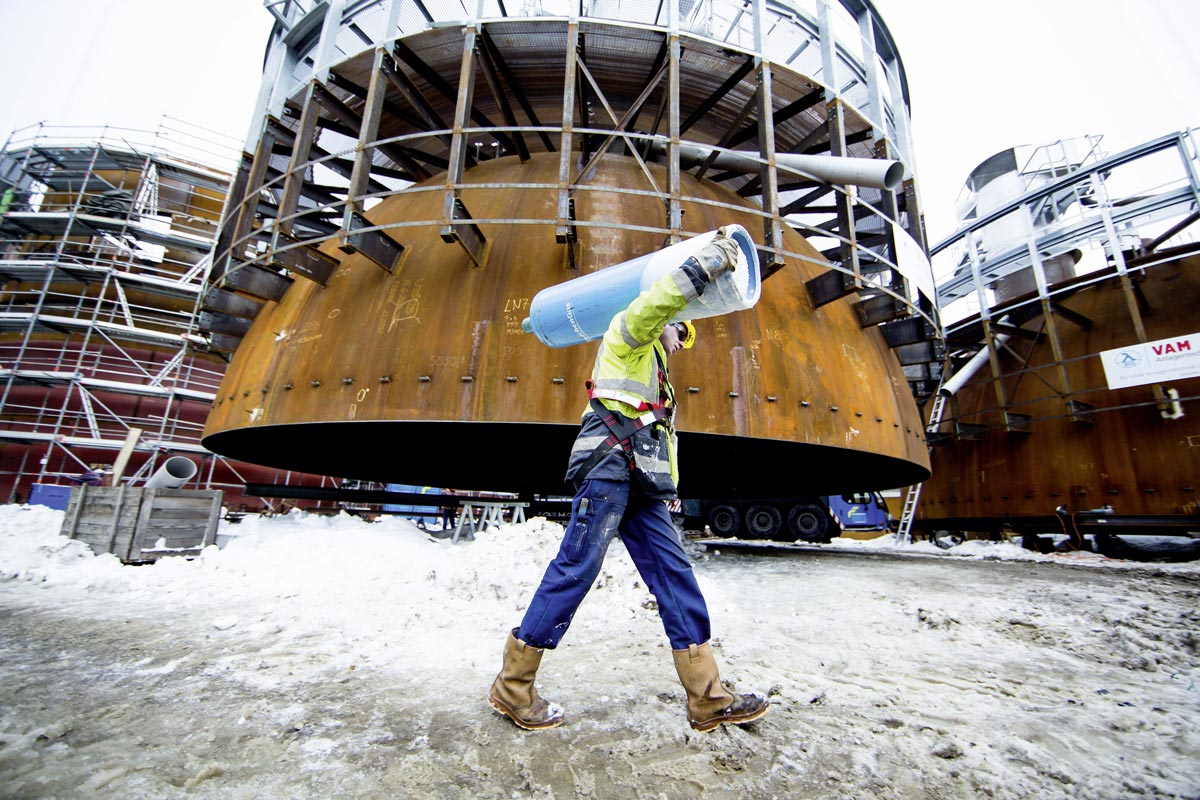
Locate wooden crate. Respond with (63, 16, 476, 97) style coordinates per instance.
(61, 486, 224, 563)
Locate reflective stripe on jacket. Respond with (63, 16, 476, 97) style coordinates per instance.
(563, 266, 699, 497)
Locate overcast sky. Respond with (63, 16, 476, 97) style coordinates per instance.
(1, 0, 1197, 242)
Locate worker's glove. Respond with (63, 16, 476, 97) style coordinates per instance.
(692, 230, 740, 283)
(677, 228, 740, 295)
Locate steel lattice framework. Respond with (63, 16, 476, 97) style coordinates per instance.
(208, 0, 941, 398)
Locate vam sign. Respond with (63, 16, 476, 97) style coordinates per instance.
(1100, 331, 1200, 390)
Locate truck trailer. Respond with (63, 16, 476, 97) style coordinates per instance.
(681, 492, 893, 543)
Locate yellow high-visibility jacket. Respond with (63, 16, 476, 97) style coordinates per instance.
(564, 265, 700, 498)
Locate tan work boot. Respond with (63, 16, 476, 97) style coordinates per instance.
(672, 641, 769, 732)
(488, 629, 565, 730)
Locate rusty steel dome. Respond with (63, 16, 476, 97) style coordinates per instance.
(199, 1, 938, 498)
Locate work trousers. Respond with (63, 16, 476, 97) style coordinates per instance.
(518, 478, 711, 650)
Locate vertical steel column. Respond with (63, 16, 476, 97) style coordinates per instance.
(871, 134, 905, 301)
(556, 21, 580, 246)
(384, 0, 404, 42)
(1091, 171, 1169, 410)
(441, 23, 483, 265)
(753, 0, 783, 266)
(224, 123, 280, 273)
(964, 234, 1011, 421)
(210, 152, 254, 283)
(666, 0, 682, 242)
(313, 0, 349, 84)
(276, 82, 322, 239)
(826, 98, 861, 282)
(343, 47, 390, 228)
(1021, 205, 1076, 414)
(817, 0, 859, 281)
(247, 18, 296, 147)
(1177, 130, 1200, 212)
(856, 6, 886, 139)
(817, 0, 838, 101)
(857, 5, 903, 299)
(883, 55, 914, 174)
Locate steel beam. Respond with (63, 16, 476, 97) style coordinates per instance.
(344, 49, 390, 224)
(441, 25, 488, 267)
(481, 29, 555, 152)
(276, 82, 322, 237)
(339, 212, 406, 273)
(269, 233, 341, 286)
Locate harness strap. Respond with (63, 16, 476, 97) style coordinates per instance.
(575, 398, 672, 485)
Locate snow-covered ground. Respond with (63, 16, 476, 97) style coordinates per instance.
(1, 503, 1198, 799)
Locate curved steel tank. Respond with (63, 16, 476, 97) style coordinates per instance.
(204, 153, 928, 496)
(921, 257, 1200, 522)
(200, 1, 936, 498)
(921, 134, 1200, 531)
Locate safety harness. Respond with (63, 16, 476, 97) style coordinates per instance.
(574, 349, 675, 483)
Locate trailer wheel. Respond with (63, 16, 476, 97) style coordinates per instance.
(707, 505, 740, 537)
(788, 503, 832, 543)
(744, 505, 783, 539)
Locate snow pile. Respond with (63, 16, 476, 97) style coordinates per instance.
(0, 503, 130, 588)
(0, 504, 666, 685)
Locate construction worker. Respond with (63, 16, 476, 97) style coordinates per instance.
(489, 227, 769, 732)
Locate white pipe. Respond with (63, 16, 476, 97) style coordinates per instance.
(672, 143, 906, 191)
(144, 456, 198, 489)
(939, 333, 1011, 397)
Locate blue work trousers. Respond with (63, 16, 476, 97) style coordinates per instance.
(518, 478, 711, 650)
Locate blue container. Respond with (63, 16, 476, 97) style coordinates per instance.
(29, 483, 73, 511)
(521, 225, 761, 348)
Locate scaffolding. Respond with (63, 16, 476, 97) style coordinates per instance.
(0, 119, 300, 504)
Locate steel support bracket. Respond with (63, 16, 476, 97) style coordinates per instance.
(892, 339, 945, 366)
(440, 197, 488, 267)
(338, 213, 406, 272)
(805, 266, 860, 308)
(202, 287, 265, 320)
(1004, 412, 1032, 434)
(220, 264, 293, 303)
(954, 421, 987, 441)
(205, 332, 246, 355)
(269, 234, 340, 286)
(855, 294, 909, 328)
(555, 197, 578, 244)
(1067, 399, 1095, 425)
(198, 311, 253, 338)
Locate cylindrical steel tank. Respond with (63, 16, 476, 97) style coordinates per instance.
(922, 132, 1200, 533)
(921, 256, 1200, 522)
(200, 1, 936, 499)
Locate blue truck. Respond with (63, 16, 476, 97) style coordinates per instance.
(680, 491, 893, 543)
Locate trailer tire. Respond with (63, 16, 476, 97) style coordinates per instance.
(788, 503, 832, 543)
(707, 505, 740, 537)
(745, 505, 783, 539)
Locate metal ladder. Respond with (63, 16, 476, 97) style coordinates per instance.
(895, 390, 949, 544)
